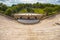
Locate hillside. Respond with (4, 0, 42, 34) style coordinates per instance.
(0, 14, 60, 40)
(0, 3, 60, 16)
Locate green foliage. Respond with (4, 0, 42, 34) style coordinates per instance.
(19, 9, 27, 13)
(0, 3, 60, 16)
(27, 8, 34, 13)
(5, 8, 13, 16)
(44, 7, 55, 16)
(54, 6, 60, 12)
(0, 10, 4, 13)
(0, 3, 8, 12)
(11, 6, 18, 13)
(33, 8, 44, 14)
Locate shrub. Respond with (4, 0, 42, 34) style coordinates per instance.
(5, 8, 13, 16)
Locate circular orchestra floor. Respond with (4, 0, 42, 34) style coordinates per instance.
(17, 19, 40, 24)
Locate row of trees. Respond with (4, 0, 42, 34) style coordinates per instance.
(0, 2, 60, 16)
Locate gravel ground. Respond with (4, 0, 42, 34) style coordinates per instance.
(0, 14, 60, 40)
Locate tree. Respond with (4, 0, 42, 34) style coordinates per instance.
(54, 6, 60, 12)
(19, 9, 27, 13)
(0, 2, 60, 16)
(27, 7, 34, 13)
(5, 8, 13, 16)
(0, 3, 8, 11)
(44, 7, 54, 16)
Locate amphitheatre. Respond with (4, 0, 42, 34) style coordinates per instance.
(0, 13, 60, 40)
(14, 13, 43, 24)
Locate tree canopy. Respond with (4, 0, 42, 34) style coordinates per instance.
(0, 3, 60, 16)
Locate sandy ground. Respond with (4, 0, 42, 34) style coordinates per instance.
(0, 14, 60, 40)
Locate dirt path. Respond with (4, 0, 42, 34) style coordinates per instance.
(0, 14, 60, 40)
